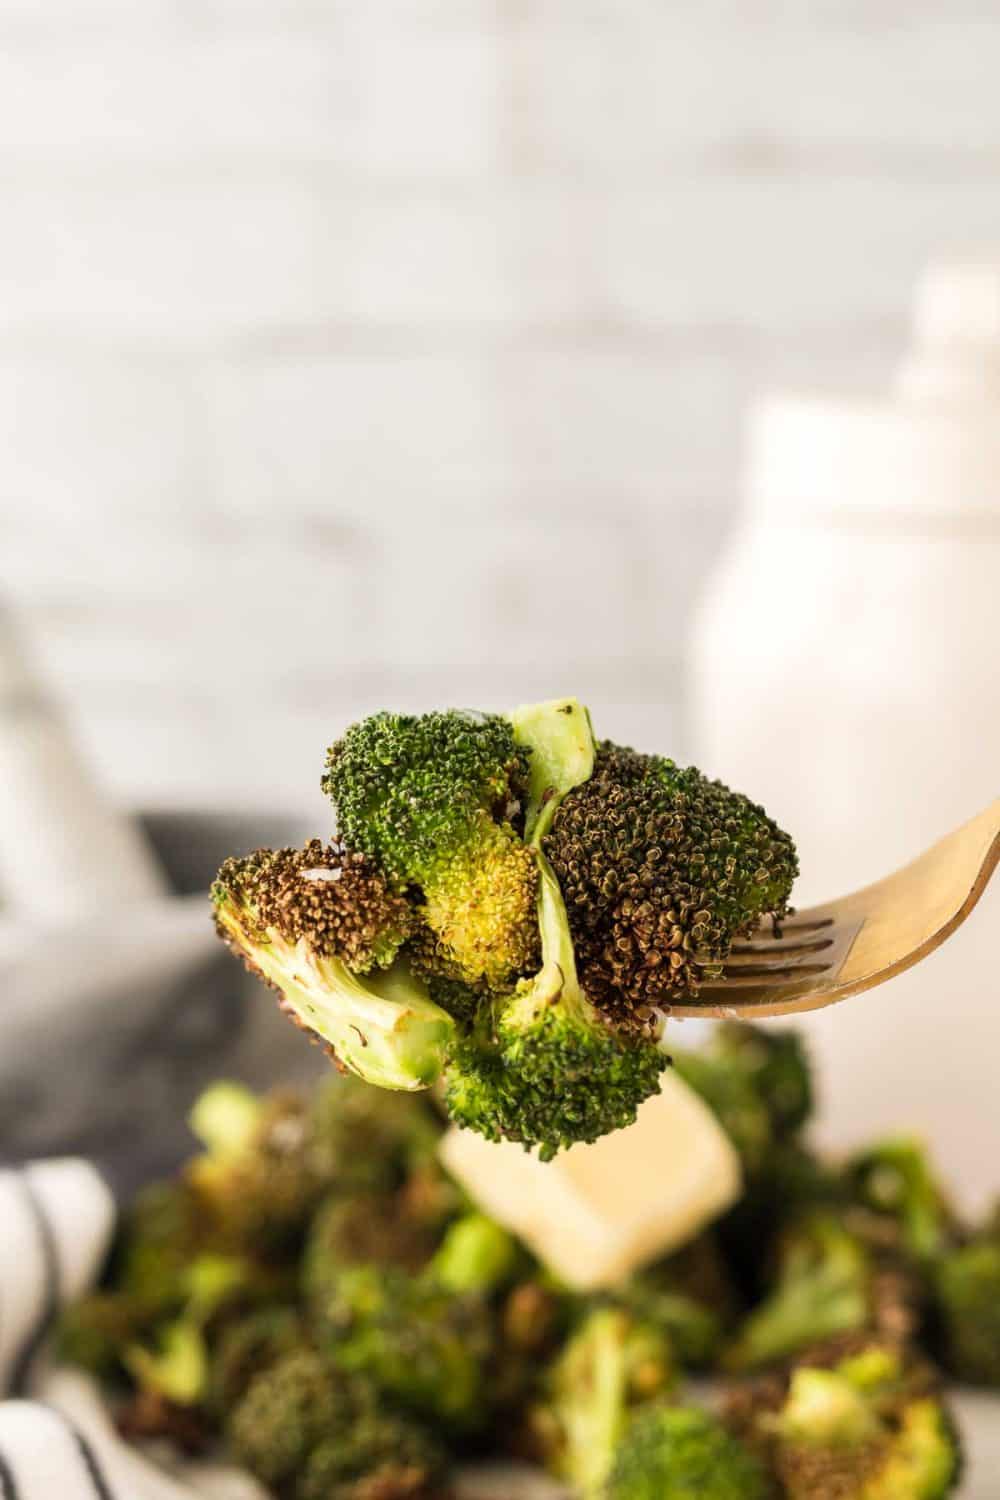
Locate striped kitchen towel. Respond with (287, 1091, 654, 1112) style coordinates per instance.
(0, 1161, 262, 1500)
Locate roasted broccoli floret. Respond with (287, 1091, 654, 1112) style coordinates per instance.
(615, 1273, 726, 1371)
(228, 1343, 450, 1500)
(123, 1252, 276, 1408)
(207, 1305, 304, 1417)
(731, 1341, 962, 1499)
(226, 1347, 360, 1491)
(544, 742, 798, 1015)
(56, 1175, 210, 1385)
(298, 1408, 450, 1500)
(213, 697, 800, 1155)
(615, 1232, 740, 1368)
(725, 1212, 872, 1370)
(306, 1072, 444, 1197)
(606, 1406, 768, 1500)
(529, 1305, 676, 1497)
(444, 858, 666, 1159)
(185, 1082, 328, 1257)
(324, 708, 538, 989)
(932, 1233, 1000, 1386)
(212, 840, 455, 1093)
(672, 1023, 812, 1173)
(847, 1139, 956, 1264)
(315, 1263, 495, 1433)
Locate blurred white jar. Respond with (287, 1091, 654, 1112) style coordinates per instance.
(690, 261, 1000, 1210)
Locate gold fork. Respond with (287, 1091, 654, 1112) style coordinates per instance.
(670, 796, 1000, 1020)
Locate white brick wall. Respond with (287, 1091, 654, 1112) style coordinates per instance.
(2, 3, 1000, 810)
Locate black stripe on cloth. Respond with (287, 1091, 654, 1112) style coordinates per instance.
(39, 1406, 116, 1500)
(0, 1449, 19, 1500)
(8, 1172, 60, 1396)
(70, 1427, 116, 1500)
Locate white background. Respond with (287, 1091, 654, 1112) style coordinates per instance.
(3, 2, 1000, 817)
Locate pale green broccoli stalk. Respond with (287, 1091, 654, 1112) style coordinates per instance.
(212, 840, 454, 1092)
(606, 1406, 768, 1500)
(428, 1212, 520, 1297)
(124, 1253, 266, 1407)
(529, 1306, 676, 1497)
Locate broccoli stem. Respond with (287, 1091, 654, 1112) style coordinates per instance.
(510, 696, 595, 844)
(215, 904, 454, 1092)
(501, 856, 592, 1034)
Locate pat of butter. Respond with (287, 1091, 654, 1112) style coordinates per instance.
(439, 1070, 741, 1291)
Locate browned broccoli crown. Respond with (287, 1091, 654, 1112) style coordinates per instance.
(543, 743, 798, 1025)
(213, 839, 414, 975)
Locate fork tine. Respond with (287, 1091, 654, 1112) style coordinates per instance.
(669, 795, 1000, 1019)
(715, 962, 833, 984)
(726, 937, 834, 960)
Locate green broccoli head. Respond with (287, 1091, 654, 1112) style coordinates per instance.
(299, 1407, 450, 1500)
(725, 1211, 872, 1370)
(56, 1291, 158, 1383)
(316, 1263, 495, 1433)
(615, 1232, 740, 1369)
(207, 1305, 304, 1417)
(444, 857, 665, 1160)
(847, 1138, 956, 1264)
(185, 1083, 328, 1257)
(765, 1342, 961, 1499)
(212, 840, 455, 1093)
(226, 1347, 360, 1490)
(933, 1237, 1000, 1386)
(113, 1179, 203, 1309)
(211, 697, 796, 1156)
(324, 708, 538, 989)
(673, 1023, 813, 1176)
(302, 1187, 451, 1317)
(530, 1305, 676, 1497)
(306, 1072, 445, 1197)
(606, 1406, 768, 1500)
(122, 1251, 281, 1409)
(543, 742, 798, 1016)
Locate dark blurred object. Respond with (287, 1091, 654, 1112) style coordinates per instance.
(0, 808, 321, 1188)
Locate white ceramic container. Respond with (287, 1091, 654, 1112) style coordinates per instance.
(690, 261, 1000, 1210)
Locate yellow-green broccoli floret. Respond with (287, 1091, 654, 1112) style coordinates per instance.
(768, 1343, 961, 1499)
(323, 709, 538, 990)
(607, 1406, 768, 1500)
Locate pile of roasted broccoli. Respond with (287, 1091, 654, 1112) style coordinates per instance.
(211, 698, 799, 1157)
(60, 1022, 998, 1499)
